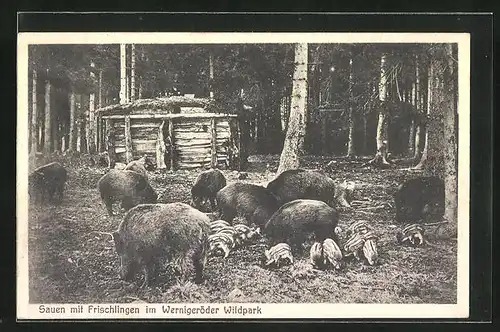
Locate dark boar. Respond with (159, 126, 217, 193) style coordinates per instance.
(97, 169, 157, 216)
(394, 176, 445, 223)
(191, 168, 227, 212)
(28, 162, 67, 204)
(112, 202, 211, 287)
(266, 169, 337, 207)
(216, 182, 279, 227)
(263, 199, 339, 252)
(124, 156, 148, 179)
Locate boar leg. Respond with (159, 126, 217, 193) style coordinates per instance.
(103, 198, 114, 216)
(141, 261, 157, 288)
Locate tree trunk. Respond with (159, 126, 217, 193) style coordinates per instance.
(120, 44, 127, 104)
(30, 70, 38, 154)
(413, 55, 423, 162)
(53, 114, 60, 153)
(88, 92, 96, 153)
(362, 114, 368, 155)
(346, 57, 356, 157)
(209, 51, 214, 98)
(408, 80, 416, 156)
(138, 78, 143, 99)
(69, 91, 76, 151)
(367, 54, 389, 167)
(415, 57, 443, 172)
(130, 44, 136, 101)
(43, 77, 52, 154)
(277, 43, 308, 175)
(443, 43, 458, 229)
(98, 70, 103, 108)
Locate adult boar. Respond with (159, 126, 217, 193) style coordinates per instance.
(191, 168, 227, 212)
(112, 203, 211, 287)
(393, 176, 445, 224)
(216, 182, 279, 227)
(263, 199, 339, 252)
(97, 169, 157, 216)
(266, 169, 337, 207)
(28, 162, 68, 204)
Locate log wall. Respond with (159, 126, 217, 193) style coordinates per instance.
(101, 112, 240, 170)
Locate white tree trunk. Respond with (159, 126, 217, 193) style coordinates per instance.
(209, 51, 214, 98)
(408, 81, 416, 156)
(415, 61, 433, 169)
(120, 44, 127, 104)
(367, 54, 390, 166)
(443, 44, 458, 226)
(43, 77, 51, 154)
(277, 43, 308, 175)
(413, 55, 423, 161)
(31, 69, 38, 154)
(131, 44, 136, 101)
(88, 92, 96, 153)
(346, 57, 355, 157)
(69, 91, 76, 151)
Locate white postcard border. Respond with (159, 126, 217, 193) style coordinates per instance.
(16, 32, 470, 320)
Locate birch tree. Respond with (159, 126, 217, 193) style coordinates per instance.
(120, 44, 127, 104)
(30, 69, 38, 154)
(443, 43, 458, 229)
(43, 73, 52, 154)
(366, 53, 390, 167)
(346, 56, 355, 157)
(414, 55, 444, 171)
(277, 43, 308, 175)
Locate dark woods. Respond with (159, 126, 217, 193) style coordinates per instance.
(27, 43, 458, 168)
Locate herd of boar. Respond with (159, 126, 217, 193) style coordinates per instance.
(28, 157, 445, 288)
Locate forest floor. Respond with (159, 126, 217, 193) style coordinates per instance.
(26, 154, 457, 304)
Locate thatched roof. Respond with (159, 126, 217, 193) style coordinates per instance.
(96, 96, 213, 114)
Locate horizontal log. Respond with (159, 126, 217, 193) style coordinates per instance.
(102, 113, 237, 120)
(131, 128, 159, 139)
(175, 132, 211, 139)
(179, 156, 213, 163)
(132, 140, 157, 151)
(178, 151, 212, 157)
(177, 163, 207, 169)
(115, 122, 160, 129)
(176, 141, 211, 147)
(180, 106, 205, 113)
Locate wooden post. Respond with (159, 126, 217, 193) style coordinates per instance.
(124, 115, 133, 163)
(95, 113, 100, 153)
(210, 117, 217, 168)
(169, 119, 175, 171)
(105, 118, 116, 168)
(156, 121, 166, 169)
(31, 69, 38, 153)
(97, 114, 104, 152)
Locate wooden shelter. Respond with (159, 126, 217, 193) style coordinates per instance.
(96, 97, 242, 170)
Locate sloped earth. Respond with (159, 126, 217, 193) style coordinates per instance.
(26, 154, 457, 304)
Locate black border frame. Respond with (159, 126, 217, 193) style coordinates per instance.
(5, 12, 493, 327)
